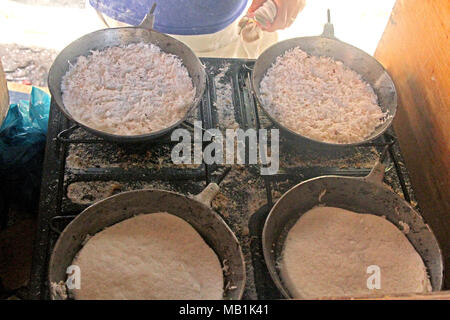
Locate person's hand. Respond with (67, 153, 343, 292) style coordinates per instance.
(249, 0, 306, 32)
(248, 0, 268, 15)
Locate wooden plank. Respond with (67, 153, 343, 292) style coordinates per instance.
(374, 0, 450, 288)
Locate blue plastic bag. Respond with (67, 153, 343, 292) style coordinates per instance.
(0, 87, 50, 209)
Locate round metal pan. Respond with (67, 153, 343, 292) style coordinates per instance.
(252, 17, 397, 148)
(48, 7, 206, 143)
(49, 183, 246, 300)
(262, 160, 443, 299)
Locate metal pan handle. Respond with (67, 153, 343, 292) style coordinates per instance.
(193, 183, 220, 207)
(138, 3, 157, 30)
(193, 167, 232, 207)
(321, 9, 336, 39)
(364, 145, 390, 185)
(364, 160, 386, 185)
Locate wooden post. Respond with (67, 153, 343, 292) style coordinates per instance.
(375, 0, 449, 288)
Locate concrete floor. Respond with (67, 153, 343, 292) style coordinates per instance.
(11, 0, 84, 7)
(0, 44, 56, 87)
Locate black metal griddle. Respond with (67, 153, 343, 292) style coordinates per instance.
(30, 58, 416, 300)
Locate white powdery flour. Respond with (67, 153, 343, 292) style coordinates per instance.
(281, 207, 431, 299)
(71, 213, 224, 300)
(61, 43, 195, 135)
(260, 47, 386, 144)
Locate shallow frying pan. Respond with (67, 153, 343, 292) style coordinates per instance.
(48, 5, 206, 143)
(262, 157, 443, 299)
(252, 11, 397, 147)
(49, 182, 245, 300)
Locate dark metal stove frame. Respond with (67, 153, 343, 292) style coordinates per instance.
(30, 58, 414, 299)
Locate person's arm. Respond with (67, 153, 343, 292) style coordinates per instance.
(248, 0, 306, 31)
